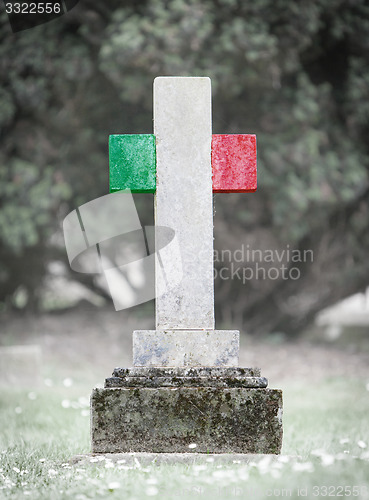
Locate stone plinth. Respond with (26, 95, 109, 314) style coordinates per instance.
(105, 366, 267, 388)
(91, 367, 283, 454)
(133, 330, 239, 367)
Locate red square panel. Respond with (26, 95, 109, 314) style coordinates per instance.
(212, 134, 257, 193)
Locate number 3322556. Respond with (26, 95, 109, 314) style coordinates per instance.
(5, 3, 62, 14)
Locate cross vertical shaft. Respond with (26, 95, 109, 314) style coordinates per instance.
(154, 77, 214, 330)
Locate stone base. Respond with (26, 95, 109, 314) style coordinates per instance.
(133, 330, 239, 366)
(91, 368, 283, 454)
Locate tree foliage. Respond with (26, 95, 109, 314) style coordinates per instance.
(0, 0, 369, 333)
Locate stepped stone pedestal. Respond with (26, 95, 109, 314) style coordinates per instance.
(91, 332, 283, 454)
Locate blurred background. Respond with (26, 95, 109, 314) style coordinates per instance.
(1, 0, 369, 385)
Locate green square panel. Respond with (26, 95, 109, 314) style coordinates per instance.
(109, 134, 156, 193)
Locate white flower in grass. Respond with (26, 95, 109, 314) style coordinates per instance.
(193, 464, 207, 472)
(27, 392, 37, 400)
(206, 457, 214, 463)
(13, 467, 20, 474)
(271, 468, 281, 479)
(335, 453, 349, 460)
(188, 443, 197, 449)
(104, 462, 114, 469)
(116, 459, 126, 464)
(212, 468, 238, 481)
(212, 469, 226, 478)
(272, 461, 283, 470)
(24, 491, 31, 496)
(108, 482, 121, 491)
(256, 455, 272, 474)
(146, 486, 159, 496)
(39, 459, 46, 463)
(292, 462, 314, 472)
(311, 449, 325, 457)
(81, 410, 89, 417)
(89, 458, 99, 463)
(146, 477, 158, 485)
(238, 468, 249, 481)
(15, 407, 22, 414)
(78, 396, 89, 407)
(63, 378, 73, 387)
(366, 382, 369, 391)
(339, 438, 349, 444)
(48, 469, 58, 477)
(321, 454, 335, 466)
(61, 400, 70, 409)
(358, 440, 367, 449)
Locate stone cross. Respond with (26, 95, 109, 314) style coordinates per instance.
(91, 77, 282, 455)
(109, 77, 257, 367)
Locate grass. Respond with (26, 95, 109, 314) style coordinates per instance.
(0, 377, 369, 499)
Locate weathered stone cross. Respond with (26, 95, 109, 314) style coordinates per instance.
(91, 77, 283, 455)
(109, 76, 257, 367)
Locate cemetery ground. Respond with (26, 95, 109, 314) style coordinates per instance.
(1, 305, 369, 499)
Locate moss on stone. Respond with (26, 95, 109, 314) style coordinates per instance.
(91, 387, 283, 454)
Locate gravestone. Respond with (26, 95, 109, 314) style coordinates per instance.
(91, 77, 283, 454)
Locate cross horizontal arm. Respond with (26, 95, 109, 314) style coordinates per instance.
(109, 134, 156, 193)
(212, 134, 257, 193)
(109, 134, 257, 194)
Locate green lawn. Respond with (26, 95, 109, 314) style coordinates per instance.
(0, 378, 368, 499)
